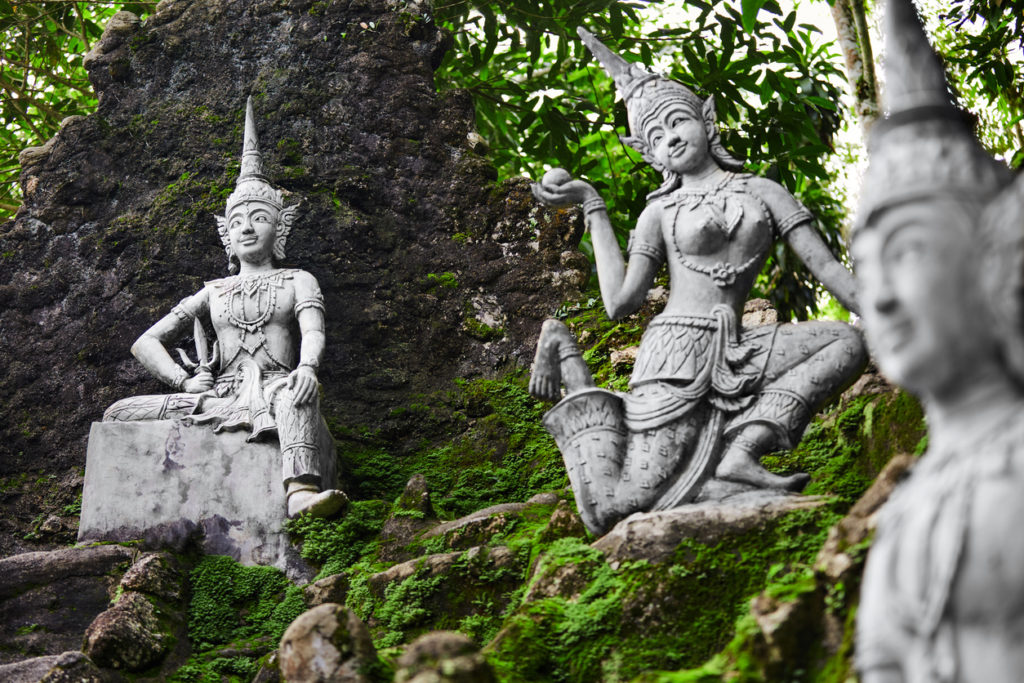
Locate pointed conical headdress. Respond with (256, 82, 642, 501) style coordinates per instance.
(225, 96, 284, 212)
(854, 0, 1010, 231)
(577, 27, 743, 172)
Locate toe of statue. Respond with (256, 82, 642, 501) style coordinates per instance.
(288, 489, 349, 519)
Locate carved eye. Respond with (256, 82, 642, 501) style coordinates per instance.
(669, 113, 687, 128)
(650, 132, 664, 147)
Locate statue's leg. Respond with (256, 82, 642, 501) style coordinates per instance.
(716, 321, 867, 490)
(529, 319, 596, 401)
(274, 391, 348, 518)
(103, 393, 200, 422)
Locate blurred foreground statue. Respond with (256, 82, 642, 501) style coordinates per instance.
(99, 98, 345, 521)
(853, 1, 1024, 681)
(528, 29, 867, 535)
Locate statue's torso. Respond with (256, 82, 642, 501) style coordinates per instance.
(861, 424, 1024, 682)
(658, 174, 773, 317)
(208, 269, 301, 376)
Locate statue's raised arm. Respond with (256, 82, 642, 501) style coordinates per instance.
(529, 28, 867, 536)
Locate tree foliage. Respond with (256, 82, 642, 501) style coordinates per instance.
(0, 1, 152, 216)
(434, 0, 849, 319)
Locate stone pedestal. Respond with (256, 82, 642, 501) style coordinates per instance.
(79, 420, 311, 581)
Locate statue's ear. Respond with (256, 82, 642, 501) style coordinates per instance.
(702, 96, 717, 131)
(214, 214, 229, 247)
(621, 134, 658, 168)
(274, 204, 299, 261)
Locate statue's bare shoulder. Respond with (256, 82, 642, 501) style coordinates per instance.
(740, 175, 813, 234)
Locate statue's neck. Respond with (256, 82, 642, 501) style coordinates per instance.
(237, 259, 276, 276)
(924, 368, 1024, 456)
(680, 162, 727, 187)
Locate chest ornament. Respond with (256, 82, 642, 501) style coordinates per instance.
(667, 181, 760, 288)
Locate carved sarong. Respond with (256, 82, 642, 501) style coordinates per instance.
(543, 304, 790, 532)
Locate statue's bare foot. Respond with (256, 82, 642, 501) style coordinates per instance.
(288, 488, 349, 518)
(715, 444, 810, 492)
(529, 319, 570, 402)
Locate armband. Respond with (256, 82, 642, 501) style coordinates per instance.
(583, 197, 607, 216)
(627, 230, 665, 262)
(776, 208, 814, 238)
(294, 293, 326, 315)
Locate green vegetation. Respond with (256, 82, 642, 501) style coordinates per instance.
(167, 555, 306, 683)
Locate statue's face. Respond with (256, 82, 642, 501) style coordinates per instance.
(645, 104, 709, 176)
(228, 200, 279, 264)
(853, 199, 992, 399)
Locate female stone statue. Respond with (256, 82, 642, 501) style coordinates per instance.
(103, 98, 345, 519)
(854, 1, 1024, 680)
(529, 29, 866, 535)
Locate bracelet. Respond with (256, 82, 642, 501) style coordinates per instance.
(298, 360, 319, 371)
(171, 366, 188, 391)
(582, 197, 607, 215)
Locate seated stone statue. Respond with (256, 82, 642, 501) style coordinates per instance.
(529, 29, 867, 535)
(854, 1, 1024, 681)
(104, 98, 346, 519)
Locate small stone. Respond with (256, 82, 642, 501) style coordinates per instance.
(38, 651, 109, 683)
(610, 346, 638, 370)
(742, 298, 778, 327)
(39, 515, 63, 534)
(396, 474, 436, 518)
(83, 591, 170, 671)
(303, 573, 349, 607)
(119, 552, 184, 603)
(278, 604, 379, 683)
(539, 499, 587, 543)
(395, 631, 496, 683)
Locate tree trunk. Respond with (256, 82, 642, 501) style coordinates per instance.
(830, 0, 880, 135)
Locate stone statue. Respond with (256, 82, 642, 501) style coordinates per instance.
(854, 1, 1024, 681)
(103, 97, 346, 519)
(529, 29, 867, 535)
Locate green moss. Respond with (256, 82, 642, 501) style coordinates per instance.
(185, 555, 305, 650)
(286, 500, 389, 577)
(166, 556, 306, 683)
(463, 314, 504, 341)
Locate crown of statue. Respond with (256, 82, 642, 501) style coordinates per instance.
(577, 27, 743, 172)
(854, 0, 1010, 231)
(226, 96, 285, 213)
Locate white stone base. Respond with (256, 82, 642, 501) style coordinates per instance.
(79, 420, 312, 581)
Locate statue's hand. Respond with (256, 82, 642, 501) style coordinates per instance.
(531, 168, 599, 208)
(182, 370, 214, 393)
(287, 365, 319, 405)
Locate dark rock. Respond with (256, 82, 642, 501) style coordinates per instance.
(83, 591, 171, 671)
(396, 474, 436, 519)
(0, 0, 586, 551)
(0, 545, 133, 600)
(38, 651, 117, 683)
(421, 492, 560, 549)
(592, 492, 827, 566)
(395, 631, 496, 683)
(0, 546, 134, 664)
(303, 573, 350, 607)
(366, 546, 524, 636)
(278, 603, 378, 683)
(0, 654, 66, 683)
(379, 475, 441, 562)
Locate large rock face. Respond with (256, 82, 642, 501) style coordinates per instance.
(0, 0, 586, 553)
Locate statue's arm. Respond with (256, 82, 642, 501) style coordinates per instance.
(785, 224, 860, 315)
(532, 173, 661, 321)
(754, 177, 860, 315)
(130, 288, 212, 392)
(594, 202, 662, 320)
(288, 271, 326, 406)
